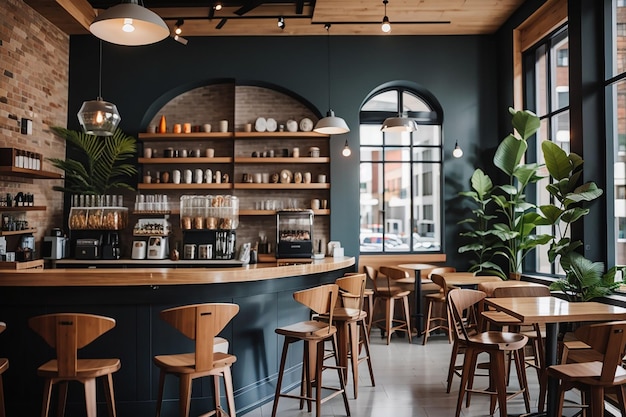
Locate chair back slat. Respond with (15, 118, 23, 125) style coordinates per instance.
(574, 320, 626, 383)
(493, 285, 551, 298)
(294, 284, 338, 333)
(430, 273, 449, 296)
(160, 303, 239, 372)
(447, 289, 485, 341)
(29, 313, 116, 378)
(364, 265, 381, 295)
(336, 273, 366, 310)
(379, 266, 409, 293)
(428, 267, 456, 278)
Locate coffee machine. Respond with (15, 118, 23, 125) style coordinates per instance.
(42, 228, 68, 260)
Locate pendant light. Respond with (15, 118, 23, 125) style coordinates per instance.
(453, 141, 464, 158)
(341, 139, 352, 157)
(77, 41, 121, 136)
(90, 0, 169, 46)
(381, 114, 418, 132)
(314, 24, 350, 135)
(381, 0, 391, 33)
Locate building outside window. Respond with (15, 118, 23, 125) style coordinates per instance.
(523, 25, 569, 274)
(359, 86, 443, 253)
(607, 0, 626, 265)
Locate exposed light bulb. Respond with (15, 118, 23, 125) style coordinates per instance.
(175, 27, 182, 35)
(381, 16, 391, 33)
(453, 142, 463, 158)
(214, 2, 222, 11)
(175, 19, 184, 35)
(122, 18, 135, 32)
(342, 140, 351, 157)
(277, 16, 285, 29)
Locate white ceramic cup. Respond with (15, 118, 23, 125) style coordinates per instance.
(143, 148, 152, 158)
(184, 169, 193, 184)
(172, 169, 181, 184)
(205, 169, 213, 183)
(311, 199, 320, 210)
(244, 123, 252, 132)
(292, 147, 300, 158)
(214, 170, 222, 183)
(203, 124, 212, 132)
(195, 169, 203, 183)
(261, 173, 270, 183)
(317, 174, 327, 183)
(303, 172, 311, 183)
(253, 173, 263, 183)
(219, 120, 228, 132)
(205, 148, 215, 158)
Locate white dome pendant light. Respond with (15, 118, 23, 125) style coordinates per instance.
(314, 24, 350, 135)
(90, 0, 169, 46)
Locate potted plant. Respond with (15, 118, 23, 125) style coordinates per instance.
(540, 140, 621, 300)
(459, 108, 552, 279)
(48, 126, 137, 195)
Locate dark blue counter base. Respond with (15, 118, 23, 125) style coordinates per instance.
(0, 268, 352, 416)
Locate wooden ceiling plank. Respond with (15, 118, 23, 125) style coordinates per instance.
(56, 0, 96, 31)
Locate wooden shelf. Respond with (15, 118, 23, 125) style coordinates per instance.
(0, 166, 63, 179)
(139, 132, 232, 141)
(0, 206, 46, 212)
(234, 183, 330, 190)
(0, 227, 37, 236)
(234, 157, 329, 164)
(138, 183, 233, 190)
(139, 157, 232, 164)
(0, 259, 44, 269)
(240, 209, 329, 216)
(234, 132, 328, 138)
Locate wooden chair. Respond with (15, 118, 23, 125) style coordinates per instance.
(492, 284, 550, 412)
(28, 313, 121, 417)
(448, 289, 531, 417)
(271, 283, 350, 417)
(0, 322, 8, 417)
(422, 272, 453, 345)
(153, 303, 239, 417)
(318, 273, 375, 398)
(372, 266, 413, 344)
(547, 320, 626, 417)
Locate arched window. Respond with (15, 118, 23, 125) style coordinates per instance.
(359, 85, 443, 253)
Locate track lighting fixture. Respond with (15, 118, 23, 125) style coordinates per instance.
(89, 0, 169, 46)
(277, 16, 285, 29)
(314, 23, 350, 135)
(174, 19, 183, 35)
(381, 0, 391, 33)
(342, 139, 352, 157)
(214, 2, 222, 11)
(216, 18, 227, 29)
(453, 141, 463, 158)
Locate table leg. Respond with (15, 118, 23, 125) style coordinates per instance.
(524, 322, 558, 417)
(413, 269, 423, 336)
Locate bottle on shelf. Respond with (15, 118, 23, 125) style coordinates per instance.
(159, 115, 167, 133)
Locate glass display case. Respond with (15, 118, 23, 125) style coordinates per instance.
(276, 210, 313, 259)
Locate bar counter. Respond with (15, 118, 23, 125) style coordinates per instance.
(0, 256, 355, 286)
(0, 257, 355, 417)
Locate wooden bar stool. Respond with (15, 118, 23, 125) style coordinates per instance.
(448, 289, 531, 417)
(0, 322, 8, 417)
(317, 273, 375, 398)
(422, 272, 454, 345)
(29, 313, 121, 417)
(372, 266, 412, 344)
(271, 283, 350, 417)
(153, 303, 239, 417)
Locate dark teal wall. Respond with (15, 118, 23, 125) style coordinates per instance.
(68, 34, 500, 266)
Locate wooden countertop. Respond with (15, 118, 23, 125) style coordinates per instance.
(0, 256, 355, 287)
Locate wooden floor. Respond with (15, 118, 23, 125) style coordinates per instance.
(245, 330, 621, 417)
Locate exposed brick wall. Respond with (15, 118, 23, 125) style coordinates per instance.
(0, 0, 68, 253)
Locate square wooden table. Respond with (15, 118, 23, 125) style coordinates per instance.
(485, 296, 626, 416)
(477, 280, 548, 297)
(439, 272, 502, 288)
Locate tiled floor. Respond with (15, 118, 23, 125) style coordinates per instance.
(243, 330, 614, 417)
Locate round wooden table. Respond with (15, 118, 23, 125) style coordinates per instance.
(396, 263, 438, 336)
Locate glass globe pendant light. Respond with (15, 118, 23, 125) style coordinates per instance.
(77, 41, 121, 136)
(314, 24, 350, 135)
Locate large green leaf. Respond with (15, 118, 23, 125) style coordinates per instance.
(514, 163, 543, 187)
(470, 168, 493, 199)
(509, 108, 541, 141)
(542, 140, 571, 181)
(494, 134, 528, 176)
(563, 183, 603, 206)
(539, 205, 564, 224)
